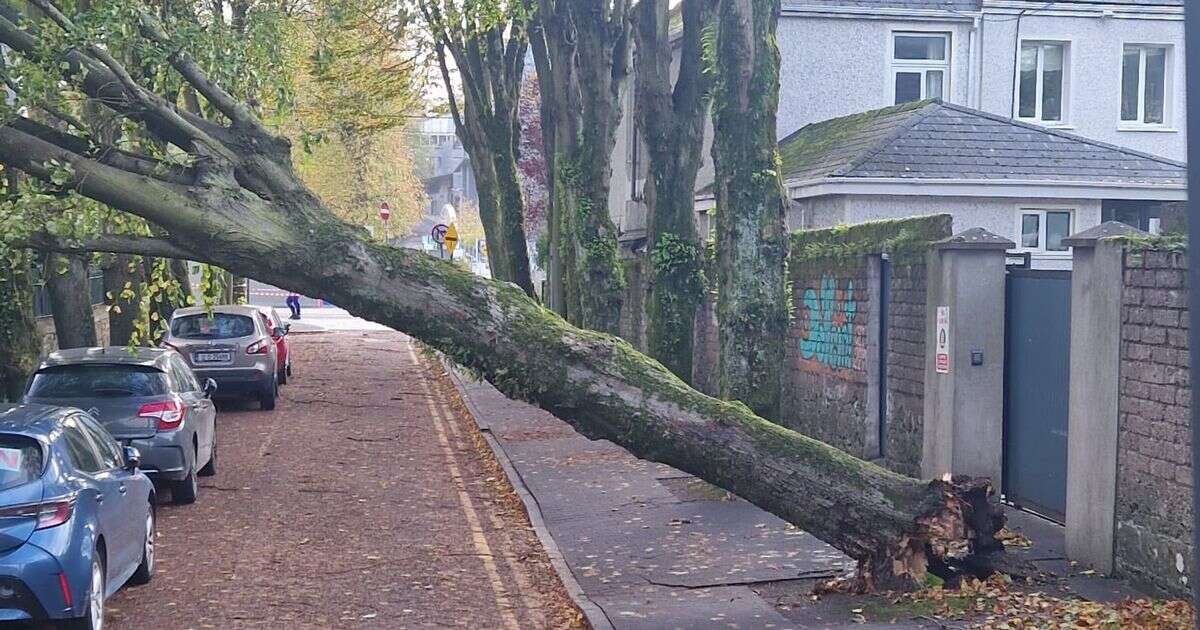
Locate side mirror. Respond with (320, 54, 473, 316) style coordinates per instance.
(202, 378, 218, 398)
(123, 446, 141, 471)
(272, 326, 288, 338)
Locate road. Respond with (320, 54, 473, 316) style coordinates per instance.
(104, 328, 582, 628)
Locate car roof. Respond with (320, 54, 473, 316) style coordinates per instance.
(171, 304, 263, 318)
(0, 403, 73, 439)
(38, 346, 173, 370)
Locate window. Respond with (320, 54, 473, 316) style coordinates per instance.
(1016, 209, 1073, 253)
(1121, 45, 1170, 126)
(891, 33, 949, 104)
(77, 416, 121, 471)
(27, 364, 170, 399)
(169, 356, 200, 393)
(0, 435, 44, 490)
(1017, 42, 1068, 123)
(61, 418, 104, 474)
(170, 313, 255, 340)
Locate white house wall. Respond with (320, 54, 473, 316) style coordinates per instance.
(978, 10, 1186, 162)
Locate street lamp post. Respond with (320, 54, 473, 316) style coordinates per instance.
(379, 201, 391, 244)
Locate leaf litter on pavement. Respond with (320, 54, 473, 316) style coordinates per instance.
(862, 574, 1193, 629)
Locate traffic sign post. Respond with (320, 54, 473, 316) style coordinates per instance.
(444, 223, 459, 260)
(379, 202, 391, 243)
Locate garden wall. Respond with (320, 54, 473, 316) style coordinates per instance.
(35, 305, 111, 355)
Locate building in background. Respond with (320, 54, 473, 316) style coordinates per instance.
(410, 117, 478, 217)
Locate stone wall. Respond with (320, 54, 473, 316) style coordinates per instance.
(618, 258, 647, 352)
(1114, 248, 1192, 596)
(882, 261, 930, 476)
(35, 305, 111, 355)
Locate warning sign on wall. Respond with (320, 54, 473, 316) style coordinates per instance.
(935, 306, 950, 374)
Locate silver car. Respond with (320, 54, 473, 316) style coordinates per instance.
(164, 305, 281, 410)
(22, 347, 217, 504)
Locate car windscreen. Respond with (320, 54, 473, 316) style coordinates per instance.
(0, 435, 43, 491)
(171, 313, 255, 339)
(27, 364, 169, 398)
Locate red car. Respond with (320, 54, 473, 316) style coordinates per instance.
(256, 306, 293, 385)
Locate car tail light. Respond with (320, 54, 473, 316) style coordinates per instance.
(0, 496, 75, 530)
(246, 338, 271, 355)
(138, 399, 186, 431)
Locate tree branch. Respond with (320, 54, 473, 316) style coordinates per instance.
(7, 118, 195, 186)
(13, 232, 206, 262)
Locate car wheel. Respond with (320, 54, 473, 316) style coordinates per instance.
(171, 468, 198, 505)
(198, 437, 217, 477)
(278, 366, 288, 386)
(286, 362, 292, 378)
(259, 380, 277, 411)
(129, 505, 155, 585)
(63, 552, 105, 629)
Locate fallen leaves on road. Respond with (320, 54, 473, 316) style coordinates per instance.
(879, 574, 1194, 629)
(995, 528, 1033, 549)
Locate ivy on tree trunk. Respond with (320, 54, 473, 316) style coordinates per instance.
(710, 0, 789, 420)
(0, 249, 40, 401)
(633, 0, 716, 382)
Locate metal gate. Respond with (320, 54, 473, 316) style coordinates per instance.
(1003, 269, 1071, 522)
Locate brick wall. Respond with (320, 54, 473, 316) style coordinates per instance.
(882, 262, 929, 476)
(35, 305, 111, 354)
(1115, 249, 1191, 596)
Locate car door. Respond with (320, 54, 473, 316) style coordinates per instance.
(60, 417, 131, 590)
(170, 355, 215, 465)
(78, 415, 148, 583)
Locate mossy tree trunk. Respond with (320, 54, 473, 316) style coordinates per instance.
(102, 253, 144, 346)
(424, 5, 534, 297)
(0, 250, 40, 401)
(44, 252, 98, 349)
(530, 0, 631, 334)
(710, 0, 789, 420)
(0, 2, 1007, 590)
(633, 0, 716, 383)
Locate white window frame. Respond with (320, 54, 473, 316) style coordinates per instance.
(1013, 206, 1076, 257)
(1119, 43, 1174, 130)
(1014, 40, 1071, 126)
(889, 31, 951, 105)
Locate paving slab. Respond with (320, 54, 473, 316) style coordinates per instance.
(449, 373, 849, 628)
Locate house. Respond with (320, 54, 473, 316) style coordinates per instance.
(411, 117, 479, 216)
(609, 0, 1187, 258)
(694, 99, 1186, 269)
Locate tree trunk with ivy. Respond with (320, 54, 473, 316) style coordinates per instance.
(424, 6, 534, 297)
(103, 253, 144, 346)
(710, 0, 789, 420)
(0, 250, 40, 401)
(44, 252, 98, 349)
(531, 0, 631, 334)
(0, 1, 1009, 590)
(634, 0, 715, 383)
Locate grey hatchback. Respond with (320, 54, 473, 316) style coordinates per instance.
(164, 305, 281, 410)
(22, 347, 217, 505)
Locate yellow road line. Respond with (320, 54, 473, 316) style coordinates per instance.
(405, 342, 520, 630)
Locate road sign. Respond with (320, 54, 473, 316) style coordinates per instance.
(431, 223, 449, 244)
(935, 306, 950, 374)
(379, 202, 391, 222)
(444, 223, 459, 257)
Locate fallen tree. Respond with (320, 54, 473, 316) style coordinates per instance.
(0, 0, 1005, 589)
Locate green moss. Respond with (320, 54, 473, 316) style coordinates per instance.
(777, 100, 932, 181)
(1107, 233, 1187, 253)
(789, 214, 952, 268)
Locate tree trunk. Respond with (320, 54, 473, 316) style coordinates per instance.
(634, 0, 715, 383)
(710, 0, 789, 420)
(44, 253, 98, 349)
(530, 25, 564, 314)
(0, 6, 1007, 589)
(170, 258, 193, 299)
(103, 254, 144, 346)
(0, 251, 40, 401)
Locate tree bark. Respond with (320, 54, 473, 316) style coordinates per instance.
(634, 0, 715, 383)
(531, 0, 631, 334)
(0, 4, 1007, 589)
(0, 250, 40, 401)
(102, 254, 144, 346)
(710, 0, 789, 420)
(44, 253, 98, 349)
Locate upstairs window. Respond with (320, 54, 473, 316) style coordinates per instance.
(1017, 209, 1072, 253)
(1121, 44, 1170, 126)
(891, 33, 950, 104)
(1017, 42, 1068, 123)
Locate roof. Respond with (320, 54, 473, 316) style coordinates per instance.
(784, 0, 979, 11)
(40, 346, 172, 369)
(0, 403, 72, 438)
(172, 304, 264, 318)
(774, 99, 1186, 186)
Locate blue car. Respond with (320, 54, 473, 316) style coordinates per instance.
(0, 404, 155, 629)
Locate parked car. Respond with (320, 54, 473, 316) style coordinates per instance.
(0, 404, 155, 629)
(23, 347, 218, 505)
(163, 305, 282, 410)
(255, 305, 292, 385)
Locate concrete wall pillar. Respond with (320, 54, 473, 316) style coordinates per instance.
(921, 228, 1013, 484)
(1063, 222, 1147, 574)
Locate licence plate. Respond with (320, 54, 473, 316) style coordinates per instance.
(194, 351, 231, 364)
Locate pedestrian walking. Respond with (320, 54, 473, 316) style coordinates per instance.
(286, 292, 302, 320)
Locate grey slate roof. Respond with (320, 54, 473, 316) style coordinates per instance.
(777, 99, 1186, 186)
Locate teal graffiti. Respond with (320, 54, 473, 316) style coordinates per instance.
(799, 275, 858, 369)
